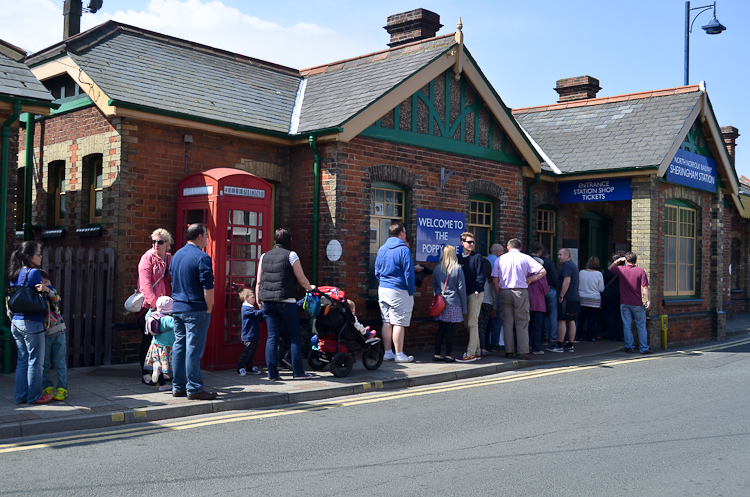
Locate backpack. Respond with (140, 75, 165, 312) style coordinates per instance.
(302, 292, 321, 317)
(145, 313, 163, 335)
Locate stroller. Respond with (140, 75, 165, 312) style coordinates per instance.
(306, 287, 383, 378)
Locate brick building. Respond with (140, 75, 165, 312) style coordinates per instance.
(14, 10, 546, 364)
(515, 77, 746, 347)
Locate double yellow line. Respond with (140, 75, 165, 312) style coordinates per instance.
(3, 337, 748, 454)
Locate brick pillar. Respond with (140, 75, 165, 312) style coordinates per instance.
(720, 126, 739, 165)
(384, 9, 443, 48)
(709, 187, 726, 340)
(554, 76, 602, 103)
(631, 176, 661, 350)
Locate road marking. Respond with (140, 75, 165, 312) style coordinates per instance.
(2, 338, 747, 454)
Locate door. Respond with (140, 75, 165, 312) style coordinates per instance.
(580, 212, 609, 268)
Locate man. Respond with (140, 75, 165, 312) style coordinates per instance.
(608, 252, 652, 354)
(602, 253, 624, 342)
(530, 242, 558, 344)
(170, 223, 216, 400)
(548, 248, 579, 353)
(492, 238, 546, 361)
(374, 223, 415, 363)
(485, 244, 504, 350)
(456, 232, 487, 362)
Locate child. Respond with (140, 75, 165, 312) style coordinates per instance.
(237, 288, 265, 376)
(40, 270, 68, 401)
(144, 296, 175, 391)
(347, 299, 376, 340)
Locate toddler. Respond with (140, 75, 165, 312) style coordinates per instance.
(40, 270, 68, 401)
(347, 299, 376, 340)
(237, 288, 265, 376)
(144, 296, 175, 391)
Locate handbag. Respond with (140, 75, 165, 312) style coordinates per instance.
(7, 269, 48, 315)
(124, 264, 167, 313)
(429, 273, 450, 317)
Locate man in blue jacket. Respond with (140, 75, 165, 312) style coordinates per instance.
(375, 223, 415, 363)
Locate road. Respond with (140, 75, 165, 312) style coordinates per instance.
(2, 340, 750, 496)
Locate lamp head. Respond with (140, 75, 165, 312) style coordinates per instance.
(701, 16, 726, 35)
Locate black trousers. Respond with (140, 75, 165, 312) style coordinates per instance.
(434, 321, 456, 357)
(237, 341, 259, 370)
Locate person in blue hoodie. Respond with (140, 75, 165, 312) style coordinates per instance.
(374, 223, 415, 363)
(236, 288, 265, 376)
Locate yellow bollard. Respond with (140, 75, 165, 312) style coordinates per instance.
(660, 315, 668, 349)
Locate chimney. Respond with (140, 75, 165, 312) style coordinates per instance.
(721, 126, 739, 165)
(63, 0, 83, 39)
(384, 8, 443, 48)
(554, 76, 602, 103)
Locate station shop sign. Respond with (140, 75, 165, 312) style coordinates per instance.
(558, 177, 632, 204)
(416, 209, 465, 262)
(664, 149, 717, 193)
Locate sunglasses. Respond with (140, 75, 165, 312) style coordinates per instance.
(464, 240, 475, 245)
(152, 240, 166, 245)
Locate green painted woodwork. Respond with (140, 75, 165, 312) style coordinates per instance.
(372, 181, 405, 190)
(681, 120, 714, 159)
(469, 194, 493, 202)
(666, 198, 697, 209)
(537, 203, 558, 212)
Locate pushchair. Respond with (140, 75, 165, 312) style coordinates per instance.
(306, 287, 383, 377)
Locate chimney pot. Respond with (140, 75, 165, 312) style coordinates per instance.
(554, 76, 601, 103)
(721, 126, 740, 165)
(384, 8, 443, 48)
(63, 0, 83, 39)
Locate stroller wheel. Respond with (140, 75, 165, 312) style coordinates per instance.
(362, 345, 384, 370)
(331, 352, 354, 378)
(308, 350, 328, 371)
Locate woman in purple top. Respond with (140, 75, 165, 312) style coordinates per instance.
(527, 268, 549, 354)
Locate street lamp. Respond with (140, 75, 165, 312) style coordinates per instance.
(684, 1, 727, 86)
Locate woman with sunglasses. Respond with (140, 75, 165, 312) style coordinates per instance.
(137, 228, 173, 385)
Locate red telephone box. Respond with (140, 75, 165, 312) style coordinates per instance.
(176, 168, 272, 370)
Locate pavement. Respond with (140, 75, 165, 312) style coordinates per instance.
(2, 314, 749, 440)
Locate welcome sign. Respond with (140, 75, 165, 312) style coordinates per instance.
(558, 177, 632, 204)
(416, 209, 465, 262)
(665, 149, 717, 193)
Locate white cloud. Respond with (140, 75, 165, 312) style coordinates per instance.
(0, 0, 63, 53)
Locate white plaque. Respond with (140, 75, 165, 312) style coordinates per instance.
(326, 239, 342, 261)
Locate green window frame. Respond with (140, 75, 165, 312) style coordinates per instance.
(86, 154, 103, 226)
(664, 200, 696, 297)
(469, 194, 494, 257)
(537, 205, 557, 257)
(52, 161, 66, 227)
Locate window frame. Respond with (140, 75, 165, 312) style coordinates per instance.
(87, 154, 103, 226)
(536, 205, 557, 257)
(468, 194, 494, 257)
(369, 182, 408, 298)
(52, 161, 66, 227)
(664, 199, 697, 297)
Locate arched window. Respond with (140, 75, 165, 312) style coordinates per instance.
(51, 161, 66, 226)
(369, 182, 407, 297)
(664, 200, 696, 296)
(469, 195, 493, 257)
(85, 154, 103, 225)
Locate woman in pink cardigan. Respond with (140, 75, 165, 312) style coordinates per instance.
(137, 228, 173, 385)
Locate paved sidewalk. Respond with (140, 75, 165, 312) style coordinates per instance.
(2, 313, 748, 440)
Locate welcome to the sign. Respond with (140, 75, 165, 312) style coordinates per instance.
(416, 209, 465, 262)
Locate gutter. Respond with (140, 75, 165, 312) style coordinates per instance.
(1, 100, 22, 374)
(309, 136, 321, 285)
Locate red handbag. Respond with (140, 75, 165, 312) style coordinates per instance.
(429, 273, 450, 317)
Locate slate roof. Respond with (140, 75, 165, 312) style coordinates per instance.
(296, 35, 455, 133)
(0, 52, 54, 102)
(513, 87, 702, 174)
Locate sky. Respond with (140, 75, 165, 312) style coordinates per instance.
(2, 0, 748, 180)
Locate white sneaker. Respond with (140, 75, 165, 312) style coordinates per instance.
(383, 350, 395, 361)
(237, 368, 247, 377)
(394, 353, 414, 363)
(151, 363, 160, 384)
(158, 383, 172, 391)
(250, 366, 262, 375)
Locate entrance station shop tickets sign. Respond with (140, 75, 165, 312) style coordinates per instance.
(665, 148, 717, 193)
(416, 209, 465, 262)
(558, 177, 632, 203)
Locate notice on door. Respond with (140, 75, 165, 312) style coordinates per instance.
(558, 177, 632, 204)
(416, 209, 465, 262)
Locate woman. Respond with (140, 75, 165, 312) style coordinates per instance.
(256, 228, 315, 380)
(527, 266, 549, 354)
(137, 228, 173, 385)
(578, 256, 605, 341)
(8, 241, 53, 404)
(432, 245, 466, 362)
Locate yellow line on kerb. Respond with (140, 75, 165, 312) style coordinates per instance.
(2, 338, 746, 454)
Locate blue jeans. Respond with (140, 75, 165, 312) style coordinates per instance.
(529, 311, 544, 352)
(172, 311, 211, 395)
(263, 301, 306, 379)
(11, 320, 46, 404)
(43, 332, 68, 390)
(621, 304, 649, 352)
(544, 288, 558, 341)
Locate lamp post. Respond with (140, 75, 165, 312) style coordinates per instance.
(684, 1, 726, 86)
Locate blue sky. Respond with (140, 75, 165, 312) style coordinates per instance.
(3, 0, 748, 179)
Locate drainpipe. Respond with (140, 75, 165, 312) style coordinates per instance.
(23, 114, 35, 241)
(1, 100, 22, 374)
(528, 173, 541, 252)
(308, 136, 321, 285)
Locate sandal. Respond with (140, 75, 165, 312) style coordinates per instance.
(433, 355, 445, 362)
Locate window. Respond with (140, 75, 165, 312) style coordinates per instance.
(52, 161, 66, 226)
(86, 155, 103, 225)
(665, 202, 696, 296)
(469, 195, 493, 256)
(537, 208, 556, 256)
(369, 182, 406, 297)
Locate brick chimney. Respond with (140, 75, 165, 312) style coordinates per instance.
(384, 8, 443, 48)
(554, 76, 602, 103)
(63, 0, 83, 39)
(721, 126, 739, 165)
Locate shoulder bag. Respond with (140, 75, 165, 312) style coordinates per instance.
(7, 269, 48, 315)
(124, 263, 167, 313)
(429, 272, 450, 317)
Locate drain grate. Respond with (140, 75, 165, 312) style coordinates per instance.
(86, 368, 141, 379)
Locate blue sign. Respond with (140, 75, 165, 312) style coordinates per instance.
(558, 177, 632, 204)
(665, 148, 717, 193)
(416, 209, 465, 262)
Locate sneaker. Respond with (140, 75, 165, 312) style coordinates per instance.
(53, 388, 68, 401)
(33, 393, 54, 404)
(383, 350, 396, 361)
(572, 339, 581, 344)
(237, 368, 247, 377)
(456, 354, 478, 363)
(565, 345, 575, 353)
(547, 345, 565, 353)
(394, 353, 414, 363)
(531, 350, 545, 355)
(158, 384, 172, 391)
(250, 366, 262, 375)
(152, 363, 160, 384)
(43, 386, 54, 396)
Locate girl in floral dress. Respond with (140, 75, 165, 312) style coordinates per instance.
(144, 296, 175, 391)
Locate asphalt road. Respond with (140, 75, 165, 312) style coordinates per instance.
(3, 340, 750, 497)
